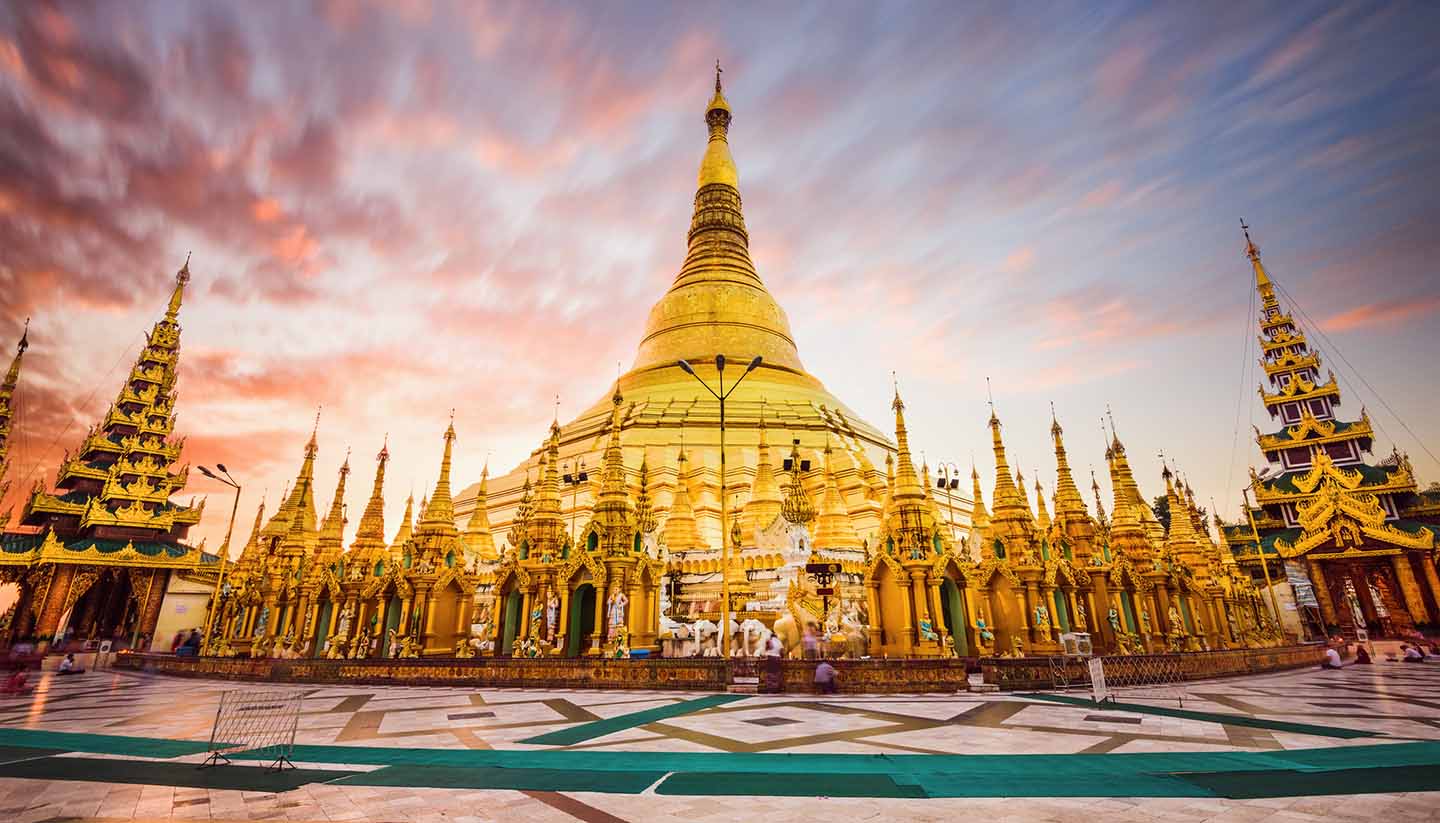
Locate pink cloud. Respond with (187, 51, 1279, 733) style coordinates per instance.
(1321, 296, 1440, 332)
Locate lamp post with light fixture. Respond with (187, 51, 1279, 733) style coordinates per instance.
(676, 354, 762, 658)
(197, 464, 240, 655)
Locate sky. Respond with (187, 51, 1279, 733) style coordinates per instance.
(1, 0, 1438, 555)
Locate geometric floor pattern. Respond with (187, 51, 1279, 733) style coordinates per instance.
(0, 661, 1437, 820)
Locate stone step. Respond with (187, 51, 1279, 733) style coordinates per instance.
(726, 684, 759, 694)
(730, 676, 760, 685)
(970, 683, 1000, 693)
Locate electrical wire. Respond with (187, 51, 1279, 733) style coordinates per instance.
(1272, 278, 1439, 469)
(1224, 278, 1257, 519)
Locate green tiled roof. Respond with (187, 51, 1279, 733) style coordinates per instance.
(1265, 419, 1361, 444)
(60, 538, 193, 559)
(1263, 463, 1395, 494)
(1, 533, 44, 554)
(1227, 528, 1300, 558)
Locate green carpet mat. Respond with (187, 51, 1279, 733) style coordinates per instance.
(1178, 765, 1440, 799)
(0, 727, 213, 758)
(657, 771, 929, 798)
(1021, 693, 1377, 739)
(2, 726, 1437, 799)
(336, 764, 666, 793)
(518, 694, 748, 746)
(0, 756, 354, 792)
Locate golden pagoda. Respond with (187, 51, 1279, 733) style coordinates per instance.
(1, 260, 206, 653)
(1223, 223, 1439, 639)
(455, 68, 935, 565)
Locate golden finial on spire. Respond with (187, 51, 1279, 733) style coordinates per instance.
(16, 317, 28, 356)
(715, 58, 723, 93)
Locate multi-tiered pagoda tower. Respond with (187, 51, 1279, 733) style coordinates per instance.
(0, 261, 206, 652)
(1224, 224, 1439, 638)
(0, 323, 29, 532)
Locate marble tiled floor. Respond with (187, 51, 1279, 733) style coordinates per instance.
(1, 661, 1438, 820)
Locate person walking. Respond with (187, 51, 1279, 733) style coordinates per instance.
(814, 659, 837, 694)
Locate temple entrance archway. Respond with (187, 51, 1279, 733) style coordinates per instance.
(567, 584, 596, 657)
(939, 578, 968, 656)
(499, 590, 522, 656)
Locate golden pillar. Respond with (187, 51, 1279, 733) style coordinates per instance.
(1308, 559, 1338, 627)
(1420, 555, 1440, 619)
(1391, 554, 1430, 625)
(557, 585, 571, 648)
(864, 583, 882, 651)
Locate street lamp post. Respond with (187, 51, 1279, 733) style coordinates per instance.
(935, 462, 962, 541)
(677, 354, 762, 658)
(198, 464, 241, 655)
(562, 459, 588, 551)
(1241, 486, 1284, 637)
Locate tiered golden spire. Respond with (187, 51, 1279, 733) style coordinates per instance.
(1050, 410, 1088, 520)
(461, 462, 497, 561)
(742, 408, 783, 532)
(264, 411, 322, 541)
(662, 445, 704, 552)
(352, 439, 389, 546)
(631, 62, 804, 373)
(526, 418, 567, 556)
(881, 386, 938, 557)
(389, 492, 415, 557)
(24, 257, 202, 540)
(969, 465, 990, 559)
(316, 450, 351, 562)
(813, 437, 860, 549)
(1033, 476, 1051, 533)
(418, 418, 459, 536)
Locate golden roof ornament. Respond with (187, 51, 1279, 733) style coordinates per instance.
(780, 438, 815, 526)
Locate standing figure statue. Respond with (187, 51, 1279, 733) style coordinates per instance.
(1140, 608, 1153, 635)
(1167, 606, 1183, 636)
(545, 592, 560, 642)
(976, 612, 995, 645)
(1074, 601, 1088, 632)
(607, 589, 629, 634)
(1033, 603, 1051, 633)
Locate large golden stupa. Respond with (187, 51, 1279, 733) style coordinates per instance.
(455, 71, 904, 554)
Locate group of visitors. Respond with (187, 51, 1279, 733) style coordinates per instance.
(170, 629, 202, 656)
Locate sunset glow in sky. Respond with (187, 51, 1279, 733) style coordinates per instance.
(2, 1, 1438, 553)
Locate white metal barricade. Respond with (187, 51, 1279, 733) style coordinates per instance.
(201, 688, 303, 771)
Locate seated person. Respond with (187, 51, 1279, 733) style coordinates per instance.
(1354, 645, 1372, 664)
(1401, 644, 1425, 663)
(814, 659, 838, 694)
(57, 653, 86, 675)
(1321, 647, 1344, 669)
(1, 667, 34, 695)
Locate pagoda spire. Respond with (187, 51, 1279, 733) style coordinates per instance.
(22, 256, 203, 546)
(390, 492, 414, 552)
(462, 461, 497, 561)
(525, 419, 566, 556)
(779, 438, 815, 528)
(1091, 469, 1108, 530)
(662, 447, 704, 552)
(317, 449, 351, 560)
(742, 406, 782, 532)
(1050, 409, 1088, 519)
(813, 436, 860, 549)
(419, 417, 458, 536)
(353, 438, 389, 546)
(890, 385, 924, 501)
(0, 319, 29, 529)
(631, 65, 805, 373)
(263, 411, 321, 540)
(1034, 476, 1051, 532)
(968, 464, 990, 559)
(236, 497, 267, 567)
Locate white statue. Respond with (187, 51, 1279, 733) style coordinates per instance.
(607, 589, 629, 634)
(546, 591, 560, 641)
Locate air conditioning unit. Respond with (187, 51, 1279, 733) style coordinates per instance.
(1060, 632, 1093, 657)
